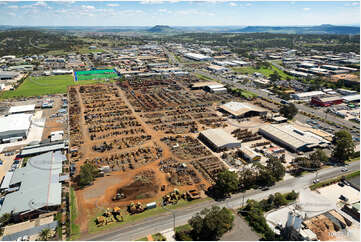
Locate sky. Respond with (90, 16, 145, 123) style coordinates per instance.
(0, 1, 359, 26)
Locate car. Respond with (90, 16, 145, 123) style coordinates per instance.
(338, 182, 345, 187)
(313, 179, 320, 184)
(261, 187, 270, 191)
(341, 168, 348, 172)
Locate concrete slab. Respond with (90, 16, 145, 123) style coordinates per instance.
(160, 228, 175, 241)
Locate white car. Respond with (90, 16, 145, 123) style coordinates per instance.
(313, 179, 320, 184)
(341, 168, 348, 172)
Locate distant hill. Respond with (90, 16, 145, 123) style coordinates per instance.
(229, 24, 360, 35)
(147, 25, 179, 33)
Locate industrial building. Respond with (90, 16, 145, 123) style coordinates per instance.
(199, 128, 241, 152)
(343, 94, 360, 103)
(259, 124, 330, 152)
(291, 91, 325, 100)
(191, 81, 227, 93)
(0, 114, 32, 143)
(310, 96, 343, 107)
(0, 71, 19, 80)
(207, 64, 228, 73)
(20, 140, 68, 157)
(8, 104, 35, 114)
(183, 53, 212, 61)
(239, 146, 261, 162)
(0, 151, 66, 219)
(219, 101, 267, 118)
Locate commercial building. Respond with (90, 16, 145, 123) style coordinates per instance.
(199, 128, 241, 152)
(0, 151, 65, 219)
(310, 96, 343, 107)
(219, 101, 267, 118)
(8, 104, 35, 114)
(184, 53, 212, 61)
(0, 114, 32, 143)
(259, 124, 330, 152)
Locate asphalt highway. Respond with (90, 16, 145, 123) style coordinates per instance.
(83, 161, 359, 241)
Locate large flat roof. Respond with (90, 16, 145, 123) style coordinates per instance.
(219, 101, 266, 117)
(259, 124, 329, 151)
(0, 114, 32, 134)
(200, 128, 240, 148)
(0, 151, 65, 216)
(191, 81, 220, 88)
(8, 104, 35, 114)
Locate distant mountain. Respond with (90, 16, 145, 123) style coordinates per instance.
(147, 25, 179, 33)
(229, 24, 360, 35)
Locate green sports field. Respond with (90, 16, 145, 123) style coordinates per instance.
(0, 75, 114, 99)
(75, 69, 118, 81)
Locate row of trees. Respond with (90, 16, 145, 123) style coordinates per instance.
(175, 206, 234, 241)
(212, 156, 286, 198)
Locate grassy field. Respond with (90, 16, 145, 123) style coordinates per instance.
(1, 74, 115, 99)
(232, 64, 292, 79)
(70, 187, 80, 240)
(194, 73, 218, 82)
(87, 198, 210, 234)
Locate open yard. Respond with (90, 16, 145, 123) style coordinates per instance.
(232, 64, 292, 79)
(1, 74, 115, 99)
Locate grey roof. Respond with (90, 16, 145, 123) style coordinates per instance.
(200, 128, 241, 148)
(259, 124, 329, 151)
(20, 141, 67, 156)
(2, 221, 58, 241)
(0, 172, 14, 190)
(0, 151, 65, 216)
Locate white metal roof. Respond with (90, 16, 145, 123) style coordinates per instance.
(0, 114, 32, 133)
(8, 104, 35, 114)
(200, 128, 241, 148)
(0, 172, 14, 190)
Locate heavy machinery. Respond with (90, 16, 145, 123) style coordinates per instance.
(112, 192, 126, 201)
(162, 189, 184, 206)
(186, 189, 201, 200)
(96, 216, 105, 226)
(128, 201, 145, 214)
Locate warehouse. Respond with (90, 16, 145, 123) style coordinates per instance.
(239, 146, 261, 162)
(343, 94, 360, 103)
(20, 140, 68, 157)
(310, 96, 343, 107)
(207, 64, 228, 73)
(199, 128, 241, 152)
(0, 114, 32, 143)
(8, 104, 35, 114)
(291, 91, 325, 100)
(219, 101, 267, 118)
(0, 71, 19, 80)
(184, 52, 212, 61)
(0, 151, 65, 219)
(259, 124, 330, 152)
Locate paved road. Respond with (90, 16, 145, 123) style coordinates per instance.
(82, 161, 359, 241)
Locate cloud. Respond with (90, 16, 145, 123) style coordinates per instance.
(33, 1, 47, 7)
(229, 3, 237, 7)
(8, 12, 16, 17)
(303, 8, 310, 11)
(81, 5, 95, 10)
(107, 4, 120, 7)
(7, 5, 18, 9)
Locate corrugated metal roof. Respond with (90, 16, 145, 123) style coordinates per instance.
(0, 172, 14, 190)
(2, 221, 58, 241)
(0, 151, 65, 216)
(200, 128, 241, 148)
(20, 142, 67, 156)
(8, 105, 35, 114)
(0, 114, 32, 134)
